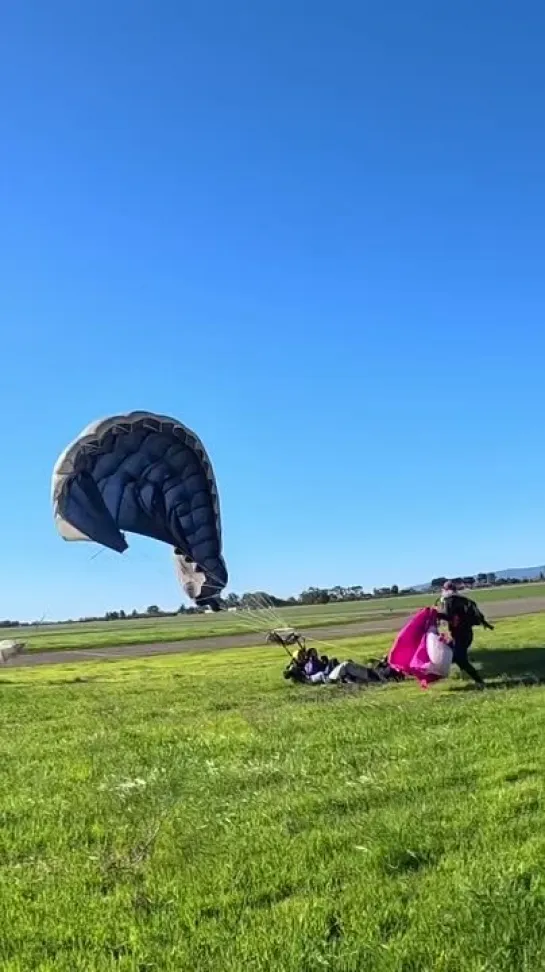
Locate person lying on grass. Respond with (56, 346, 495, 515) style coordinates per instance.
(435, 581, 494, 687)
(283, 646, 341, 683)
(283, 649, 405, 686)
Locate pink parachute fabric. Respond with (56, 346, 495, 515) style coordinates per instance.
(388, 607, 453, 688)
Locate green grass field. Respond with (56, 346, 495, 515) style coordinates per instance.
(3, 614, 545, 970)
(16, 581, 545, 653)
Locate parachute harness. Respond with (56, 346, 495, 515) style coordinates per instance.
(266, 628, 306, 654)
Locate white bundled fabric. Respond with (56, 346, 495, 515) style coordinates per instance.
(0, 641, 25, 664)
(424, 631, 453, 678)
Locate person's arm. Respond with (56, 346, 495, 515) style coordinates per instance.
(473, 603, 494, 630)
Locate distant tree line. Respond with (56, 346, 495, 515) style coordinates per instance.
(2, 570, 543, 628)
(429, 572, 545, 591)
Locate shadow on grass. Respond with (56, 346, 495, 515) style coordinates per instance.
(449, 642, 545, 693)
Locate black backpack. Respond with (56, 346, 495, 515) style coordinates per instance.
(443, 594, 486, 628)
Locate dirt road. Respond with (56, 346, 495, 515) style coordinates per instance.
(7, 595, 545, 669)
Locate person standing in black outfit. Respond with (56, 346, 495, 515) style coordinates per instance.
(436, 581, 494, 687)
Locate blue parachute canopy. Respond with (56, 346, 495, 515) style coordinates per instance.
(52, 411, 227, 607)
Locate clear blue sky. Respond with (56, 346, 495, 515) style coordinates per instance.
(2, 1, 545, 620)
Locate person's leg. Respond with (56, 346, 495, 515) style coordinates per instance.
(343, 661, 367, 682)
(452, 633, 484, 686)
(326, 661, 348, 683)
(309, 671, 327, 684)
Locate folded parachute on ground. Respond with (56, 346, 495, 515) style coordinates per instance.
(51, 411, 228, 609)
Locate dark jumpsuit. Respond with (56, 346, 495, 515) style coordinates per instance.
(437, 595, 487, 685)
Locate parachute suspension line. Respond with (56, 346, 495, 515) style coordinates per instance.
(85, 545, 260, 636)
(78, 545, 304, 653)
(214, 585, 286, 639)
(243, 594, 307, 652)
(304, 635, 344, 654)
(27, 611, 48, 643)
(217, 578, 283, 630)
(239, 591, 300, 644)
(80, 546, 266, 649)
(181, 567, 302, 649)
(174, 553, 289, 636)
(81, 535, 286, 645)
(245, 592, 287, 630)
(84, 543, 297, 649)
(170, 554, 275, 636)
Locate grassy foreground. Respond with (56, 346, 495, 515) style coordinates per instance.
(18, 581, 545, 653)
(2, 616, 545, 970)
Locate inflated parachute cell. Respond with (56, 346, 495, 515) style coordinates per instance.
(52, 411, 228, 608)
